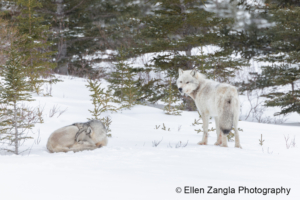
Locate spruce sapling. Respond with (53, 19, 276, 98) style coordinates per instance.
(162, 77, 182, 115)
(108, 48, 142, 109)
(86, 79, 118, 136)
(0, 47, 39, 155)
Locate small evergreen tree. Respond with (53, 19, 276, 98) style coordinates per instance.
(108, 51, 127, 103)
(0, 46, 35, 155)
(161, 76, 182, 115)
(121, 68, 142, 109)
(108, 49, 142, 109)
(15, 0, 56, 94)
(32, 0, 150, 75)
(86, 79, 118, 135)
(86, 79, 118, 120)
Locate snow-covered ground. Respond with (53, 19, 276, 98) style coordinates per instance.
(0, 76, 299, 200)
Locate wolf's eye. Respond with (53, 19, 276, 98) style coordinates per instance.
(180, 81, 182, 83)
(186, 82, 189, 84)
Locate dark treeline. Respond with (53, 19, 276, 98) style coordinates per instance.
(1, 0, 300, 115)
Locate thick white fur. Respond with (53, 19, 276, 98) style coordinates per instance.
(177, 69, 241, 148)
(47, 120, 108, 153)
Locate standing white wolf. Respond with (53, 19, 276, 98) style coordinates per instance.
(177, 69, 241, 148)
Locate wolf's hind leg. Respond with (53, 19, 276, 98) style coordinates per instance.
(198, 114, 209, 145)
(220, 132, 228, 147)
(233, 111, 242, 148)
(214, 117, 222, 145)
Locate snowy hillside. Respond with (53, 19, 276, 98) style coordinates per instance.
(0, 76, 299, 200)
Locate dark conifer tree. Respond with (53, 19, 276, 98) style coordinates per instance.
(241, 0, 300, 115)
(16, 0, 56, 94)
(36, 0, 150, 76)
(0, 0, 57, 94)
(108, 48, 142, 108)
(129, 0, 248, 110)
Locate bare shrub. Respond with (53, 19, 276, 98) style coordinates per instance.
(49, 105, 59, 117)
(243, 90, 289, 124)
(178, 125, 182, 132)
(37, 104, 45, 123)
(154, 125, 160, 129)
(49, 105, 67, 118)
(273, 115, 288, 124)
(262, 147, 273, 154)
(152, 138, 163, 147)
(176, 140, 188, 148)
(34, 129, 41, 145)
(154, 123, 170, 131)
(57, 107, 68, 118)
(284, 134, 296, 149)
(167, 141, 189, 148)
(244, 90, 264, 121)
(43, 83, 53, 97)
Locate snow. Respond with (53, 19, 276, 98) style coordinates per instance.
(0, 75, 300, 200)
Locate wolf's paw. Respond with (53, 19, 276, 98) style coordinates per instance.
(214, 141, 221, 146)
(198, 141, 207, 145)
(235, 144, 242, 149)
(96, 142, 103, 148)
(220, 144, 228, 147)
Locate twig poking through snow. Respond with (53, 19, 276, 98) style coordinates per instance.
(48, 105, 67, 118)
(34, 129, 41, 145)
(284, 134, 296, 149)
(57, 107, 68, 118)
(152, 138, 163, 147)
(178, 125, 182, 132)
(49, 105, 59, 118)
(168, 141, 189, 148)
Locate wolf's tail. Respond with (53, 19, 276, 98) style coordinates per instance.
(46, 139, 54, 153)
(219, 95, 239, 134)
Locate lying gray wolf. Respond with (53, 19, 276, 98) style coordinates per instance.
(177, 69, 241, 148)
(47, 120, 108, 153)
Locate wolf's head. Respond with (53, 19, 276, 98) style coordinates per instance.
(73, 122, 92, 142)
(177, 69, 205, 95)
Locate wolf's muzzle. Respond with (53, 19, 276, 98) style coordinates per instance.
(178, 88, 182, 92)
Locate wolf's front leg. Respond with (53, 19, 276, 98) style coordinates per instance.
(233, 114, 242, 149)
(198, 114, 209, 145)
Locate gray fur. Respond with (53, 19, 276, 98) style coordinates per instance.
(47, 120, 108, 153)
(73, 122, 92, 142)
(177, 68, 241, 148)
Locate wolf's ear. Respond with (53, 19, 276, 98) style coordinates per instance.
(87, 127, 92, 134)
(178, 68, 184, 76)
(190, 69, 197, 77)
